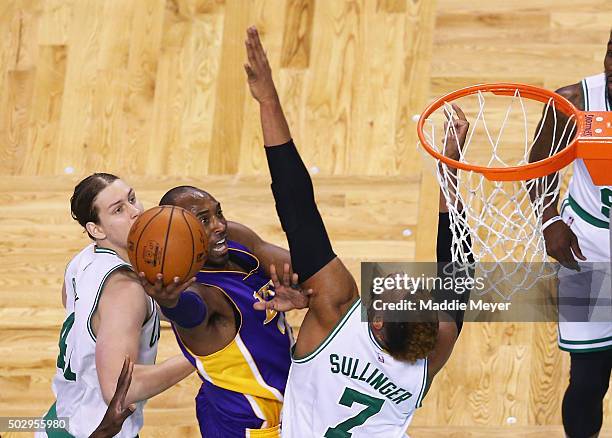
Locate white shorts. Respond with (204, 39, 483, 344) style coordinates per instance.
(558, 199, 612, 352)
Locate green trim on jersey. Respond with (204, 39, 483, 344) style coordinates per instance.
(567, 195, 609, 228)
(581, 79, 589, 111)
(293, 298, 361, 364)
(43, 402, 75, 437)
(559, 334, 612, 345)
(367, 324, 386, 353)
(414, 357, 428, 408)
(560, 199, 569, 216)
(142, 296, 155, 326)
(94, 246, 118, 256)
(87, 263, 131, 342)
(560, 344, 612, 353)
(558, 326, 612, 353)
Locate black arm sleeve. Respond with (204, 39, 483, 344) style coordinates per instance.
(436, 212, 453, 264)
(265, 140, 336, 282)
(435, 212, 472, 334)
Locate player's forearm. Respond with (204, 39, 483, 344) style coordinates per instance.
(125, 355, 193, 405)
(542, 200, 560, 221)
(438, 171, 462, 212)
(439, 191, 448, 213)
(265, 141, 336, 282)
(259, 97, 291, 146)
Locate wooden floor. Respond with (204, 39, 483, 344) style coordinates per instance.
(0, 0, 611, 436)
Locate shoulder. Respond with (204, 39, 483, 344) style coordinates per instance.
(91, 269, 149, 336)
(65, 244, 93, 273)
(555, 82, 584, 110)
(99, 269, 147, 314)
(104, 268, 140, 291)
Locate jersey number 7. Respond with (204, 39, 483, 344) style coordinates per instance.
(324, 387, 384, 438)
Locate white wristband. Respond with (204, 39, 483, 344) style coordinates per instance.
(542, 215, 563, 232)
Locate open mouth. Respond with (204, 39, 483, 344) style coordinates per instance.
(211, 237, 228, 255)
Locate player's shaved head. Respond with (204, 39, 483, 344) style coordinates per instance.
(159, 186, 212, 206)
(160, 185, 228, 267)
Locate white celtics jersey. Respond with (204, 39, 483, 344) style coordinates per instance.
(281, 299, 428, 438)
(564, 73, 612, 235)
(557, 73, 612, 353)
(51, 244, 160, 437)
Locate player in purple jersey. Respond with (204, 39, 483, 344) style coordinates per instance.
(141, 185, 311, 437)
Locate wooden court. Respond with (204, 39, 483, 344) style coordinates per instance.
(1, 0, 611, 436)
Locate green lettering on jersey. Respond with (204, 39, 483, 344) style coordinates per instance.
(56, 312, 77, 381)
(324, 387, 384, 438)
(394, 390, 413, 404)
(379, 382, 396, 396)
(600, 188, 612, 218)
(149, 311, 160, 348)
(369, 372, 388, 390)
(330, 354, 340, 374)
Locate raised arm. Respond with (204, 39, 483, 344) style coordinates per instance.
(244, 27, 358, 341)
(94, 271, 194, 406)
(529, 84, 585, 270)
(428, 106, 469, 378)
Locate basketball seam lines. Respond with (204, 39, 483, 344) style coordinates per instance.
(160, 206, 175, 276)
(134, 207, 165, 272)
(181, 209, 196, 281)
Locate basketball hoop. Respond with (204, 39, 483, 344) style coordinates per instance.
(417, 83, 612, 298)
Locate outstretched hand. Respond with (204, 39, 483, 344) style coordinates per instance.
(254, 263, 312, 312)
(244, 26, 278, 104)
(443, 103, 469, 161)
(138, 273, 196, 308)
(89, 356, 135, 438)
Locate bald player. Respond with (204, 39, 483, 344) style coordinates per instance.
(141, 186, 310, 437)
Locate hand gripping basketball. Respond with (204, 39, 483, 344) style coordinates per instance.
(137, 272, 196, 309)
(127, 205, 207, 307)
(127, 206, 207, 285)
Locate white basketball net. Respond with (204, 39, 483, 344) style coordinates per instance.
(421, 88, 577, 299)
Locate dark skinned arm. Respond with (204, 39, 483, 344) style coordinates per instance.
(529, 83, 585, 270)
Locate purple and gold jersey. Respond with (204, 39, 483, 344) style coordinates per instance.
(172, 241, 292, 437)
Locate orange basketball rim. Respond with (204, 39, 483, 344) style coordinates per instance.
(417, 83, 612, 185)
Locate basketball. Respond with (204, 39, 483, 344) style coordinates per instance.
(127, 206, 207, 286)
